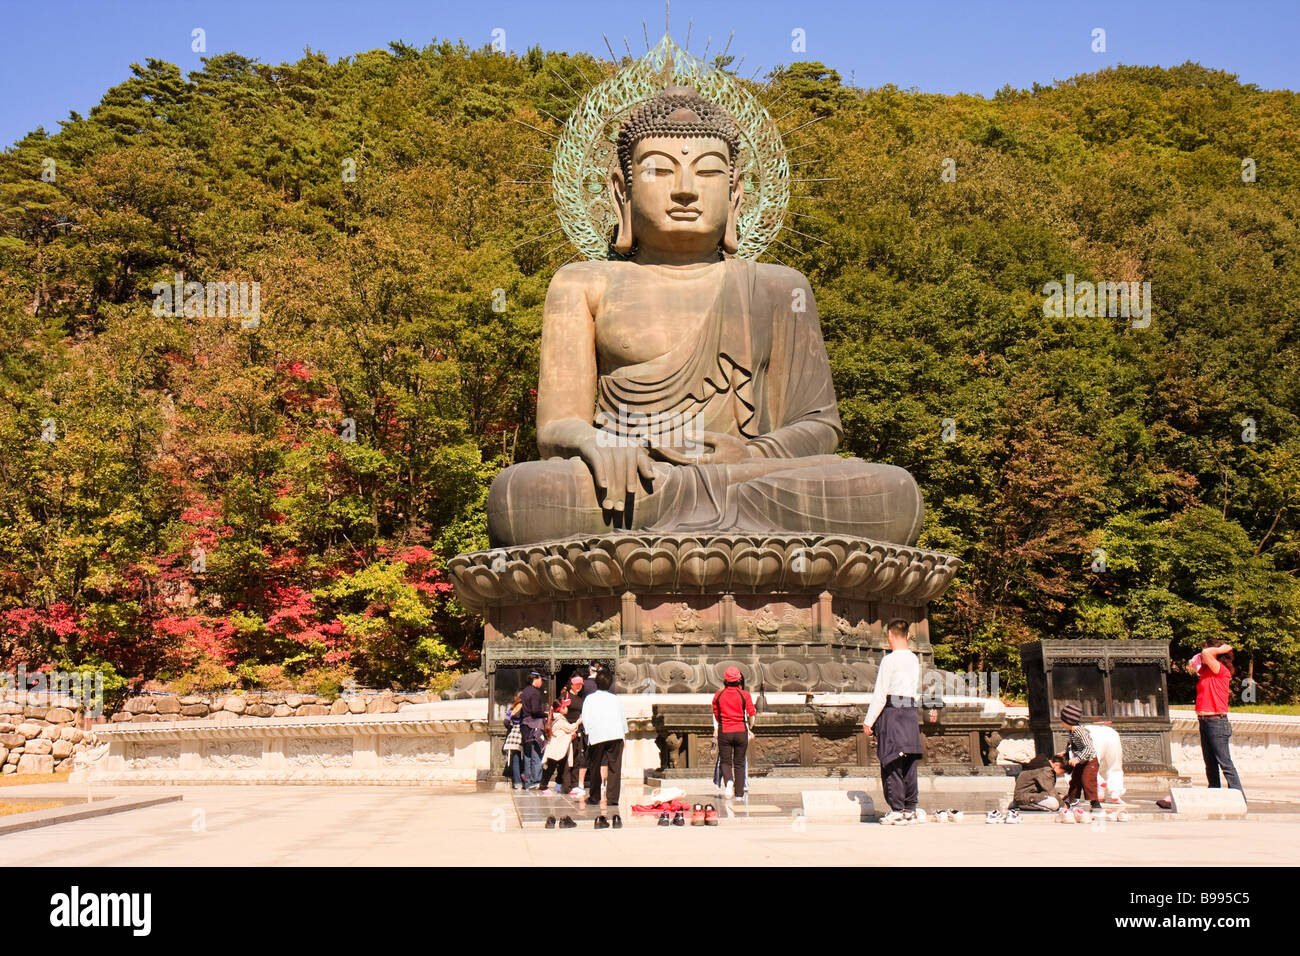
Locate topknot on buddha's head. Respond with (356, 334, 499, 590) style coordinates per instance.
(616, 86, 741, 187)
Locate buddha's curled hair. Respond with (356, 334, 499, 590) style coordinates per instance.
(617, 85, 741, 187)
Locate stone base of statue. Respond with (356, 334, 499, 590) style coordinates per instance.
(450, 532, 965, 773)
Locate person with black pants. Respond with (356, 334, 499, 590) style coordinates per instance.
(519, 670, 547, 789)
(864, 620, 924, 825)
(581, 668, 627, 810)
(712, 667, 755, 800)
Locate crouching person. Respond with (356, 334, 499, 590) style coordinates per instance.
(1011, 753, 1068, 811)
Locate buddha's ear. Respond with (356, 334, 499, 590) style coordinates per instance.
(722, 176, 745, 255)
(609, 167, 634, 255)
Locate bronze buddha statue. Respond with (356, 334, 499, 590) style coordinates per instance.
(488, 87, 924, 547)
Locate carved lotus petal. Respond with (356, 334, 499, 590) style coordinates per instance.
(894, 555, 935, 599)
(460, 565, 505, 603)
(763, 659, 813, 691)
(623, 547, 677, 589)
(914, 557, 960, 602)
(783, 544, 837, 590)
(711, 660, 757, 686)
(499, 559, 543, 598)
(731, 546, 784, 590)
(614, 661, 645, 693)
(678, 545, 730, 589)
(817, 661, 861, 690)
(653, 660, 698, 692)
(536, 555, 578, 593)
(573, 550, 625, 590)
(818, 536, 854, 564)
(832, 549, 873, 590)
(863, 554, 904, 593)
(850, 661, 879, 688)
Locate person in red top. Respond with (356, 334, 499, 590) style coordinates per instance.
(1191, 638, 1245, 800)
(712, 667, 755, 800)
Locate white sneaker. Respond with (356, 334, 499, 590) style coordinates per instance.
(567, 788, 583, 797)
(912, 808, 927, 824)
(948, 809, 963, 822)
(1115, 810, 1132, 822)
(880, 810, 907, 826)
(1057, 807, 1074, 824)
(901, 811, 919, 825)
(724, 780, 734, 800)
(985, 810, 1004, 824)
(1004, 808, 1022, 825)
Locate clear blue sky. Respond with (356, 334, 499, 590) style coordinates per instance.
(1, 0, 1297, 147)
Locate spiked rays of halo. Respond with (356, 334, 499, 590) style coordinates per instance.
(508, 24, 833, 266)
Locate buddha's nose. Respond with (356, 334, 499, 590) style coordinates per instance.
(672, 169, 698, 202)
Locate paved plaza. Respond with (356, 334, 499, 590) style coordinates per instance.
(3, 777, 1299, 866)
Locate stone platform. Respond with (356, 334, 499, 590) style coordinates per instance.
(450, 532, 960, 693)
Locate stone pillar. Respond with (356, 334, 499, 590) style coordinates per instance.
(353, 733, 380, 769)
(720, 594, 737, 641)
(620, 591, 638, 641)
(179, 737, 201, 771)
(263, 737, 286, 770)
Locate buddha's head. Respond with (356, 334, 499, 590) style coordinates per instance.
(611, 86, 744, 259)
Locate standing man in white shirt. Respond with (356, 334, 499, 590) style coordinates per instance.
(581, 668, 628, 826)
(863, 619, 924, 825)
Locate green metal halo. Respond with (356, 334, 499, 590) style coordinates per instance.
(552, 33, 789, 261)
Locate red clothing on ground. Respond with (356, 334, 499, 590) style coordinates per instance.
(1196, 661, 1232, 713)
(712, 686, 755, 734)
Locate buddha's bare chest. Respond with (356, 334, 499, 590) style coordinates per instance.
(593, 271, 723, 368)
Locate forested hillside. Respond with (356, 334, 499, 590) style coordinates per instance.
(1, 42, 1297, 700)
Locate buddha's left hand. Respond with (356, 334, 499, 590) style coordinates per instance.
(693, 431, 753, 464)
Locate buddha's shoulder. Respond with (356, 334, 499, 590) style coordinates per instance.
(749, 261, 813, 292)
(550, 259, 612, 285)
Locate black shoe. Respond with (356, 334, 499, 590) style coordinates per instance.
(612, 814, 623, 829)
(658, 811, 671, 826)
(544, 815, 556, 829)
(672, 810, 685, 826)
(559, 816, 577, 828)
(595, 814, 610, 829)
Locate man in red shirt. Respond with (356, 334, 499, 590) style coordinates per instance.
(1191, 639, 1245, 800)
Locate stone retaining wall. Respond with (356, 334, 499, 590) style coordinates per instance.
(1169, 711, 1300, 776)
(108, 691, 437, 723)
(0, 699, 98, 775)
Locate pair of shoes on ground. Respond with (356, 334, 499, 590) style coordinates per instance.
(593, 813, 622, 829)
(930, 809, 964, 823)
(879, 810, 921, 826)
(1056, 805, 1103, 823)
(985, 809, 1023, 824)
(659, 805, 718, 826)
(690, 803, 719, 826)
(544, 815, 578, 828)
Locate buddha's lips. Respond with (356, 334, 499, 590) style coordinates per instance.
(668, 207, 702, 220)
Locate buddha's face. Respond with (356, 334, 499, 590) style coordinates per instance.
(625, 136, 734, 254)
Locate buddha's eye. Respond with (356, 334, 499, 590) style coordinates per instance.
(638, 164, 671, 183)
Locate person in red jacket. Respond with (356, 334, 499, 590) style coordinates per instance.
(712, 667, 755, 800)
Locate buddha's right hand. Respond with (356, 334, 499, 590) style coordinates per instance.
(575, 432, 656, 512)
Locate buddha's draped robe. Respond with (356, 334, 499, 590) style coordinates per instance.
(487, 259, 924, 545)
